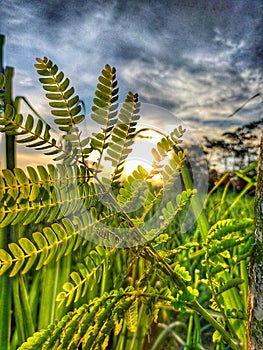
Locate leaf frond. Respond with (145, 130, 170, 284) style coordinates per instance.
(0, 164, 94, 228)
(0, 218, 83, 276)
(56, 246, 116, 307)
(105, 91, 140, 183)
(35, 57, 86, 164)
(88, 64, 119, 170)
(18, 287, 172, 349)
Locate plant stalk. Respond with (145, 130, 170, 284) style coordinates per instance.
(0, 36, 15, 350)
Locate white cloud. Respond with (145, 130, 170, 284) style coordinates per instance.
(120, 48, 261, 135)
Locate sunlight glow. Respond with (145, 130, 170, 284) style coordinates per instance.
(120, 128, 165, 186)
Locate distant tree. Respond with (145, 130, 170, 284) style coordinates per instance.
(203, 136, 232, 171)
(204, 119, 262, 172)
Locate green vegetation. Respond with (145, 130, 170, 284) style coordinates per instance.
(0, 56, 257, 350)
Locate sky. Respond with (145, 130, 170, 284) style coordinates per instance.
(0, 0, 262, 169)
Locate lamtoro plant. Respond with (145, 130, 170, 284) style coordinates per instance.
(0, 58, 255, 350)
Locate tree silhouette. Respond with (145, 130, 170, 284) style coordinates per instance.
(204, 119, 262, 173)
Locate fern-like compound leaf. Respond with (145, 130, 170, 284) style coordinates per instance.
(0, 104, 65, 158)
(127, 298, 139, 332)
(87, 64, 119, 171)
(18, 287, 172, 349)
(35, 57, 86, 164)
(0, 164, 96, 228)
(35, 57, 84, 129)
(56, 246, 116, 307)
(105, 91, 140, 183)
(207, 218, 253, 242)
(0, 218, 83, 276)
(204, 217, 254, 324)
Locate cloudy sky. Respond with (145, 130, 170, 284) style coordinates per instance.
(0, 0, 262, 167)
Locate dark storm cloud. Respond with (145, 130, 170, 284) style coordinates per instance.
(0, 0, 262, 137)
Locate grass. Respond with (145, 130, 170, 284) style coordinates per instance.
(205, 187, 254, 223)
(147, 185, 255, 349)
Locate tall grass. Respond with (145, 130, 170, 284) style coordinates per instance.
(148, 183, 254, 349)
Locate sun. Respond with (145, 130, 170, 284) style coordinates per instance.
(119, 128, 166, 186)
(122, 158, 163, 186)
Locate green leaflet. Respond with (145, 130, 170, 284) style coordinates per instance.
(0, 105, 63, 157)
(0, 218, 83, 276)
(152, 127, 186, 164)
(35, 57, 85, 167)
(2, 169, 18, 199)
(18, 288, 171, 349)
(127, 299, 139, 332)
(87, 64, 119, 174)
(207, 218, 253, 242)
(203, 217, 254, 331)
(0, 164, 96, 228)
(56, 246, 115, 307)
(105, 92, 140, 183)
